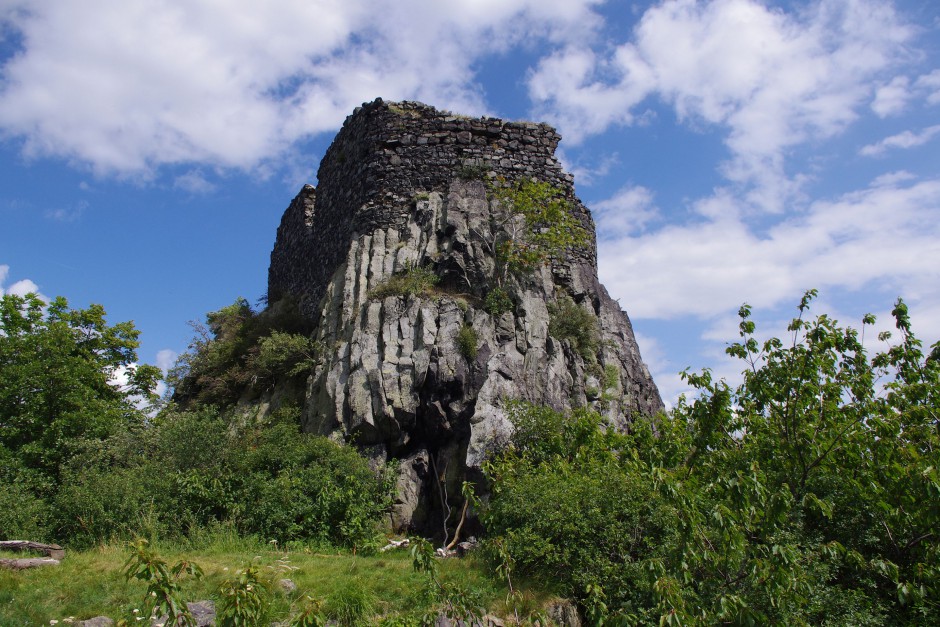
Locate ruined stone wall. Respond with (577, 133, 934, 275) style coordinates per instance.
(268, 98, 594, 316)
(264, 98, 664, 533)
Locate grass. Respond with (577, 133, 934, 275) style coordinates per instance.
(0, 537, 510, 625)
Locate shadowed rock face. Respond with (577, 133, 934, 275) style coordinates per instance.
(268, 99, 663, 533)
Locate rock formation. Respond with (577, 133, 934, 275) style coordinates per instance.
(268, 98, 662, 533)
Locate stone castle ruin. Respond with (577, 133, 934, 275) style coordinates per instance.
(268, 98, 662, 532)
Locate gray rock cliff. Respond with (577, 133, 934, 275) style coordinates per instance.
(268, 99, 663, 533)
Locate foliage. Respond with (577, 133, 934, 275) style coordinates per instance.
(482, 404, 675, 623)
(456, 324, 479, 360)
(122, 539, 203, 626)
(288, 597, 328, 627)
(232, 420, 395, 548)
(457, 163, 489, 180)
(548, 296, 599, 360)
(369, 263, 440, 300)
(483, 286, 513, 316)
(484, 293, 940, 624)
(0, 293, 159, 479)
(0, 478, 51, 540)
(484, 178, 588, 289)
(253, 330, 320, 384)
(168, 297, 312, 408)
(217, 563, 271, 626)
(51, 406, 393, 549)
(323, 582, 377, 626)
(410, 538, 486, 623)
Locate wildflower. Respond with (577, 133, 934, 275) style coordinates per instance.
(49, 621, 58, 625)
(132, 609, 140, 614)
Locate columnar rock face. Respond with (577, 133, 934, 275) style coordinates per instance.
(268, 99, 662, 533)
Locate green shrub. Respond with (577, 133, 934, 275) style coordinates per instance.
(0, 480, 51, 540)
(483, 287, 513, 316)
(217, 563, 271, 626)
(233, 422, 394, 548)
(482, 404, 675, 621)
(168, 297, 311, 408)
(456, 325, 479, 360)
(548, 297, 598, 360)
(49, 407, 392, 549)
(324, 582, 377, 625)
(252, 330, 319, 383)
(370, 264, 440, 300)
(456, 163, 488, 180)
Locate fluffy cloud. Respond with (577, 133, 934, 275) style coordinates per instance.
(591, 185, 658, 238)
(528, 0, 913, 212)
(155, 348, 178, 373)
(916, 69, 940, 105)
(871, 75, 912, 116)
(0, 0, 600, 175)
(860, 124, 940, 156)
(596, 174, 940, 320)
(0, 264, 42, 298)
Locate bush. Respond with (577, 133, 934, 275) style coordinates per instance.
(485, 294, 940, 624)
(231, 421, 394, 548)
(49, 407, 393, 549)
(456, 325, 479, 360)
(481, 404, 676, 621)
(547, 296, 598, 360)
(370, 264, 440, 300)
(483, 287, 513, 316)
(168, 297, 311, 408)
(0, 480, 51, 540)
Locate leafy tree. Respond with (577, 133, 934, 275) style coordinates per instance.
(472, 178, 588, 292)
(483, 293, 940, 624)
(0, 293, 159, 480)
(168, 297, 314, 408)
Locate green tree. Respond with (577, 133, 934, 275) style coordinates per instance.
(0, 293, 159, 480)
(475, 178, 588, 290)
(483, 293, 940, 624)
(168, 297, 314, 408)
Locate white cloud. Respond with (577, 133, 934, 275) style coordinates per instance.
(44, 199, 87, 222)
(155, 348, 178, 373)
(0, 0, 601, 176)
(0, 265, 47, 301)
(598, 175, 940, 320)
(871, 75, 911, 116)
(860, 124, 940, 156)
(174, 170, 216, 194)
(591, 185, 658, 238)
(556, 148, 620, 187)
(915, 69, 940, 105)
(529, 0, 913, 212)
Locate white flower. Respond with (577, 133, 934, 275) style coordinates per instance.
(49, 621, 58, 625)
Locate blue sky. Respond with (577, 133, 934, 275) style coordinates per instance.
(1, 0, 938, 403)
